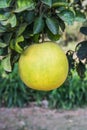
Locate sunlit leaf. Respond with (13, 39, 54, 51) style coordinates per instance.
(15, 0, 35, 12)
(10, 36, 24, 53)
(0, 14, 7, 21)
(41, 0, 52, 7)
(58, 9, 75, 25)
(16, 36, 24, 52)
(0, 42, 7, 48)
(52, 2, 69, 7)
(1, 14, 17, 28)
(0, 0, 12, 8)
(1, 54, 12, 72)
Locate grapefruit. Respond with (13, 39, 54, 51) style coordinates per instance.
(18, 42, 69, 91)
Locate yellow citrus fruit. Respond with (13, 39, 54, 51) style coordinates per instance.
(18, 42, 68, 91)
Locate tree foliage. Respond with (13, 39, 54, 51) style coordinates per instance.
(0, 0, 87, 78)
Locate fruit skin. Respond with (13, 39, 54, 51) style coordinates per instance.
(18, 42, 69, 91)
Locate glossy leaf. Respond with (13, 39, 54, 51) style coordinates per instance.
(15, 36, 24, 53)
(10, 36, 24, 53)
(33, 16, 44, 34)
(0, 0, 11, 8)
(1, 54, 12, 72)
(9, 14, 17, 27)
(0, 14, 7, 21)
(1, 14, 17, 28)
(58, 9, 75, 25)
(46, 17, 59, 34)
(0, 42, 7, 48)
(80, 27, 87, 35)
(75, 41, 87, 60)
(41, 0, 52, 7)
(52, 2, 69, 7)
(15, 0, 35, 12)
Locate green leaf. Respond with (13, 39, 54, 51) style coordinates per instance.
(75, 11, 86, 22)
(52, 2, 69, 8)
(0, 0, 12, 8)
(10, 39, 15, 50)
(8, 14, 17, 27)
(16, 23, 27, 36)
(24, 11, 35, 24)
(58, 18, 65, 32)
(10, 36, 24, 53)
(0, 12, 10, 21)
(0, 14, 7, 21)
(1, 14, 17, 28)
(41, 0, 52, 7)
(15, 36, 24, 53)
(0, 47, 8, 56)
(3, 33, 13, 44)
(46, 17, 59, 34)
(33, 16, 44, 34)
(58, 9, 75, 25)
(16, 36, 24, 44)
(0, 42, 7, 48)
(80, 27, 87, 35)
(15, 0, 35, 12)
(0, 25, 7, 33)
(33, 34, 40, 43)
(1, 54, 12, 72)
(76, 61, 86, 79)
(53, 0, 66, 2)
(75, 41, 87, 60)
(47, 29, 61, 41)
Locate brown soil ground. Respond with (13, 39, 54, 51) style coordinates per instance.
(0, 107, 87, 130)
